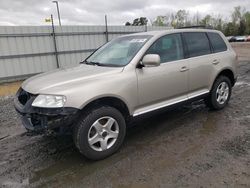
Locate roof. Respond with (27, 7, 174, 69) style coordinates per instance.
(127, 28, 221, 37)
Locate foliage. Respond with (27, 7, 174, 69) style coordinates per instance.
(244, 12, 250, 34)
(175, 10, 189, 28)
(125, 17, 148, 26)
(153, 16, 166, 26)
(126, 6, 250, 36)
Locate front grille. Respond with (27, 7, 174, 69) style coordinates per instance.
(17, 88, 31, 105)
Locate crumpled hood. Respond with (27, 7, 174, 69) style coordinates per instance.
(22, 64, 123, 94)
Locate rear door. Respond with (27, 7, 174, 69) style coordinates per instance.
(183, 32, 215, 98)
(206, 32, 233, 77)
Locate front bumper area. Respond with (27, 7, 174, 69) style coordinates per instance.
(14, 88, 79, 132)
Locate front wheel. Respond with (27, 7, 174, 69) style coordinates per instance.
(73, 106, 126, 160)
(205, 76, 232, 110)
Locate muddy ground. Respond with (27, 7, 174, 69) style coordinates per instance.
(0, 61, 250, 187)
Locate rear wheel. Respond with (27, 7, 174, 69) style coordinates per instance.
(205, 76, 232, 110)
(73, 106, 126, 160)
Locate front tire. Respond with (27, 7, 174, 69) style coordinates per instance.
(73, 106, 126, 160)
(205, 76, 232, 110)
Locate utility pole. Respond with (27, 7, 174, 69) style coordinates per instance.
(105, 15, 108, 42)
(51, 14, 60, 68)
(52, 1, 62, 26)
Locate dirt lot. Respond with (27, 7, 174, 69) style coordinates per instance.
(0, 46, 250, 187)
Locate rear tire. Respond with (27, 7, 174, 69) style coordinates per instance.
(205, 76, 232, 110)
(73, 106, 126, 160)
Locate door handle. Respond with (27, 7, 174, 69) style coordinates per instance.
(212, 59, 220, 65)
(180, 66, 189, 72)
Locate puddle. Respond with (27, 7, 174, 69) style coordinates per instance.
(30, 147, 131, 186)
(200, 114, 217, 135)
(0, 81, 22, 96)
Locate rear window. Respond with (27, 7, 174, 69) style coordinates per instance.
(207, 32, 227, 53)
(183, 32, 211, 58)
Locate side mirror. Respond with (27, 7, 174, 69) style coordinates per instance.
(141, 54, 160, 67)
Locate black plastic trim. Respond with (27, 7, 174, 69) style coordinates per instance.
(14, 88, 79, 132)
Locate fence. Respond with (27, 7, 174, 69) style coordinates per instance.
(0, 25, 171, 82)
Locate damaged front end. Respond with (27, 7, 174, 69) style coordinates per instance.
(14, 88, 79, 133)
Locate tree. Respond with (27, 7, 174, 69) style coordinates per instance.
(194, 11, 201, 25)
(224, 22, 236, 36)
(175, 10, 189, 28)
(200, 14, 212, 26)
(232, 6, 244, 24)
(125, 22, 131, 26)
(150, 6, 250, 35)
(125, 17, 148, 26)
(238, 20, 246, 35)
(243, 11, 250, 34)
(213, 17, 223, 31)
(170, 13, 177, 28)
(133, 17, 148, 26)
(153, 16, 165, 26)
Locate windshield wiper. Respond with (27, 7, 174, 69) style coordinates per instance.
(80, 60, 101, 66)
(80, 60, 122, 67)
(99, 63, 123, 67)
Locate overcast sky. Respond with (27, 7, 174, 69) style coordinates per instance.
(0, 0, 249, 26)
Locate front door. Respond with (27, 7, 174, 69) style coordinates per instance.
(135, 33, 188, 116)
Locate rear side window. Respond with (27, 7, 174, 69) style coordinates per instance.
(183, 32, 211, 58)
(207, 32, 227, 53)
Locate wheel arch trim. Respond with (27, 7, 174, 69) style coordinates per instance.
(79, 94, 132, 117)
(210, 68, 236, 90)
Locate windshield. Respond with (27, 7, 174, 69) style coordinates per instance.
(85, 35, 152, 67)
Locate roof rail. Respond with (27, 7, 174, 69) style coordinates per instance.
(177, 25, 214, 29)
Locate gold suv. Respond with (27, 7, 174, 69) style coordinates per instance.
(15, 29, 237, 160)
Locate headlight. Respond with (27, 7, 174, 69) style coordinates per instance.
(32, 95, 66, 108)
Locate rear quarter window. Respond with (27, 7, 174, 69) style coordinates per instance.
(207, 32, 227, 53)
(183, 32, 211, 58)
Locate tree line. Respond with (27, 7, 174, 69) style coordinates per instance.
(125, 6, 250, 36)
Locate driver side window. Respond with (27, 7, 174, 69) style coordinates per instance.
(146, 33, 184, 63)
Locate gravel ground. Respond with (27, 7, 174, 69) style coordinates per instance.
(0, 61, 249, 188)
